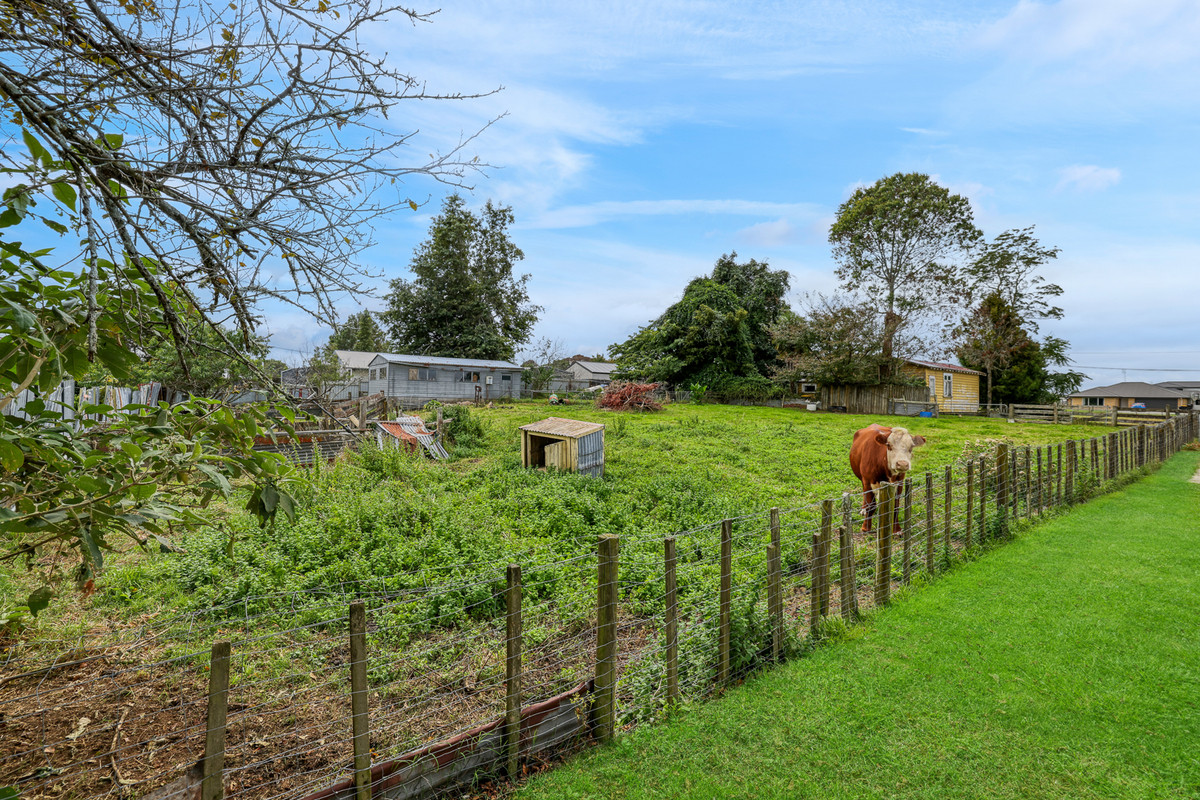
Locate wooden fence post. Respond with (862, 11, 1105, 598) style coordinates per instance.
(1065, 440, 1076, 504)
(505, 565, 522, 779)
(925, 471, 935, 573)
(874, 483, 894, 606)
(664, 537, 680, 704)
(1056, 444, 1063, 506)
(1090, 438, 1099, 489)
(840, 493, 858, 621)
(1024, 447, 1032, 520)
(202, 640, 231, 800)
(1036, 447, 1044, 514)
(901, 478, 912, 585)
(719, 519, 732, 687)
(995, 444, 1008, 527)
(349, 602, 370, 800)
(813, 501, 833, 635)
(595, 535, 619, 742)
(943, 465, 952, 566)
(767, 508, 783, 663)
(965, 460, 974, 550)
(978, 457, 987, 542)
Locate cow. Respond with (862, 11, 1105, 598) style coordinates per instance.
(849, 424, 926, 534)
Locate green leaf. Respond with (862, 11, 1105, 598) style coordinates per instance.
(1, 784, 20, 800)
(0, 439, 24, 472)
(50, 181, 77, 212)
(23, 130, 50, 166)
(3, 300, 35, 332)
(79, 526, 103, 573)
(27, 586, 53, 616)
(120, 441, 144, 461)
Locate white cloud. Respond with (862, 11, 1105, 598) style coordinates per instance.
(736, 218, 797, 247)
(1056, 165, 1121, 192)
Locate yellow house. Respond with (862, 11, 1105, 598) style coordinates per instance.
(900, 359, 982, 413)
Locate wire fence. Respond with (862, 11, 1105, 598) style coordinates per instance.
(2, 413, 1196, 800)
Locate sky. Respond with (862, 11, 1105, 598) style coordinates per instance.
(263, 0, 1200, 391)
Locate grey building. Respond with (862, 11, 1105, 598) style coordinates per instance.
(1158, 380, 1200, 408)
(367, 353, 524, 403)
(1068, 381, 1189, 411)
(565, 359, 618, 388)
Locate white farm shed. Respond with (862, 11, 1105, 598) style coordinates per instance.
(367, 353, 524, 405)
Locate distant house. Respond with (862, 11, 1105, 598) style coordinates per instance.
(281, 350, 378, 400)
(566, 359, 618, 388)
(1158, 381, 1200, 409)
(1067, 382, 1188, 412)
(899, 359, 983, 413)
(366, 353, 523, 403)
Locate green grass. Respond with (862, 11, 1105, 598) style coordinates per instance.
(517, 450, 1200, 800)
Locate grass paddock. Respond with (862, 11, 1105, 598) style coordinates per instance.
(518, 450, 1200, 800)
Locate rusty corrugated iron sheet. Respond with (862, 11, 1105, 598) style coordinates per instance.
(295, 680, 592, 800)
(376, 417, 449, 459)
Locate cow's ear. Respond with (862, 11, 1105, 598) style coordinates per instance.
(912, 435, 927, 447)
(874, 430, 890, 445)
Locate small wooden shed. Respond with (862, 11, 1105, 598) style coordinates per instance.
(519, 417, 605, 477)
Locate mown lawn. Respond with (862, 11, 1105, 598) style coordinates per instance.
(517, 449, 1200, 800)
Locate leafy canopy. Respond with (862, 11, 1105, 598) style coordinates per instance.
(610, 254, 790, 395)
(383, 195, 540, 361)
(829, 172, 982, 369)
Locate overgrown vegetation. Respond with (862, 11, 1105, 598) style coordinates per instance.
(3, 406, 1084, 635)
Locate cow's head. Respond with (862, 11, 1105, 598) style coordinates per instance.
(874, 426, 926, 476)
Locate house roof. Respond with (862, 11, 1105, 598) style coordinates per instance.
(1157, 380, 1200, 391)
(573, 360, 619, 376)
(334, 350, 380, 371)
(369, 353, 522, 370)
(904, 359, 984, 376)
(1071, 381, 1187, 399)
(519, 417, 604, 438)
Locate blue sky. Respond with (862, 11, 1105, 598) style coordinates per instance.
(265, 0, 1200, 390)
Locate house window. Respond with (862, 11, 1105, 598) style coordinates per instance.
(943, 373, 953, 398)
(369, 368, 377, 381)
(1083, 396, 1103, 407)
(928, 376, 936, 398)
(378, 366, 386, 380)
(408, 367, 437, 381)
(801, 383, 817, 394)
(457, 370, 481, 382)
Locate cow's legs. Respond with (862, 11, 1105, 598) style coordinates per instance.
(860, 482, 877, 532)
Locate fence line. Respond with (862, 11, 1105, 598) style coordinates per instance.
(2, 412, 1196, 800)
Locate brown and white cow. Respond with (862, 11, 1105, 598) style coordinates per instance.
(849, 423, 926, 533)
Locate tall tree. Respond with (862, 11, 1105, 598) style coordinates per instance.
(709, 252, 791, 370)
(610, 279, 757, 388)
(771, 294, 896, 388)
(829, 173, 982, 378)
(328, 311, 389, 353)
(965, 226, 1062, 334)
(953, 292, 1029, 407)
(383, 195, 540, 360)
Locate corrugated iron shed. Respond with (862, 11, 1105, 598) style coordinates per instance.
(519, 417, 605, 477)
